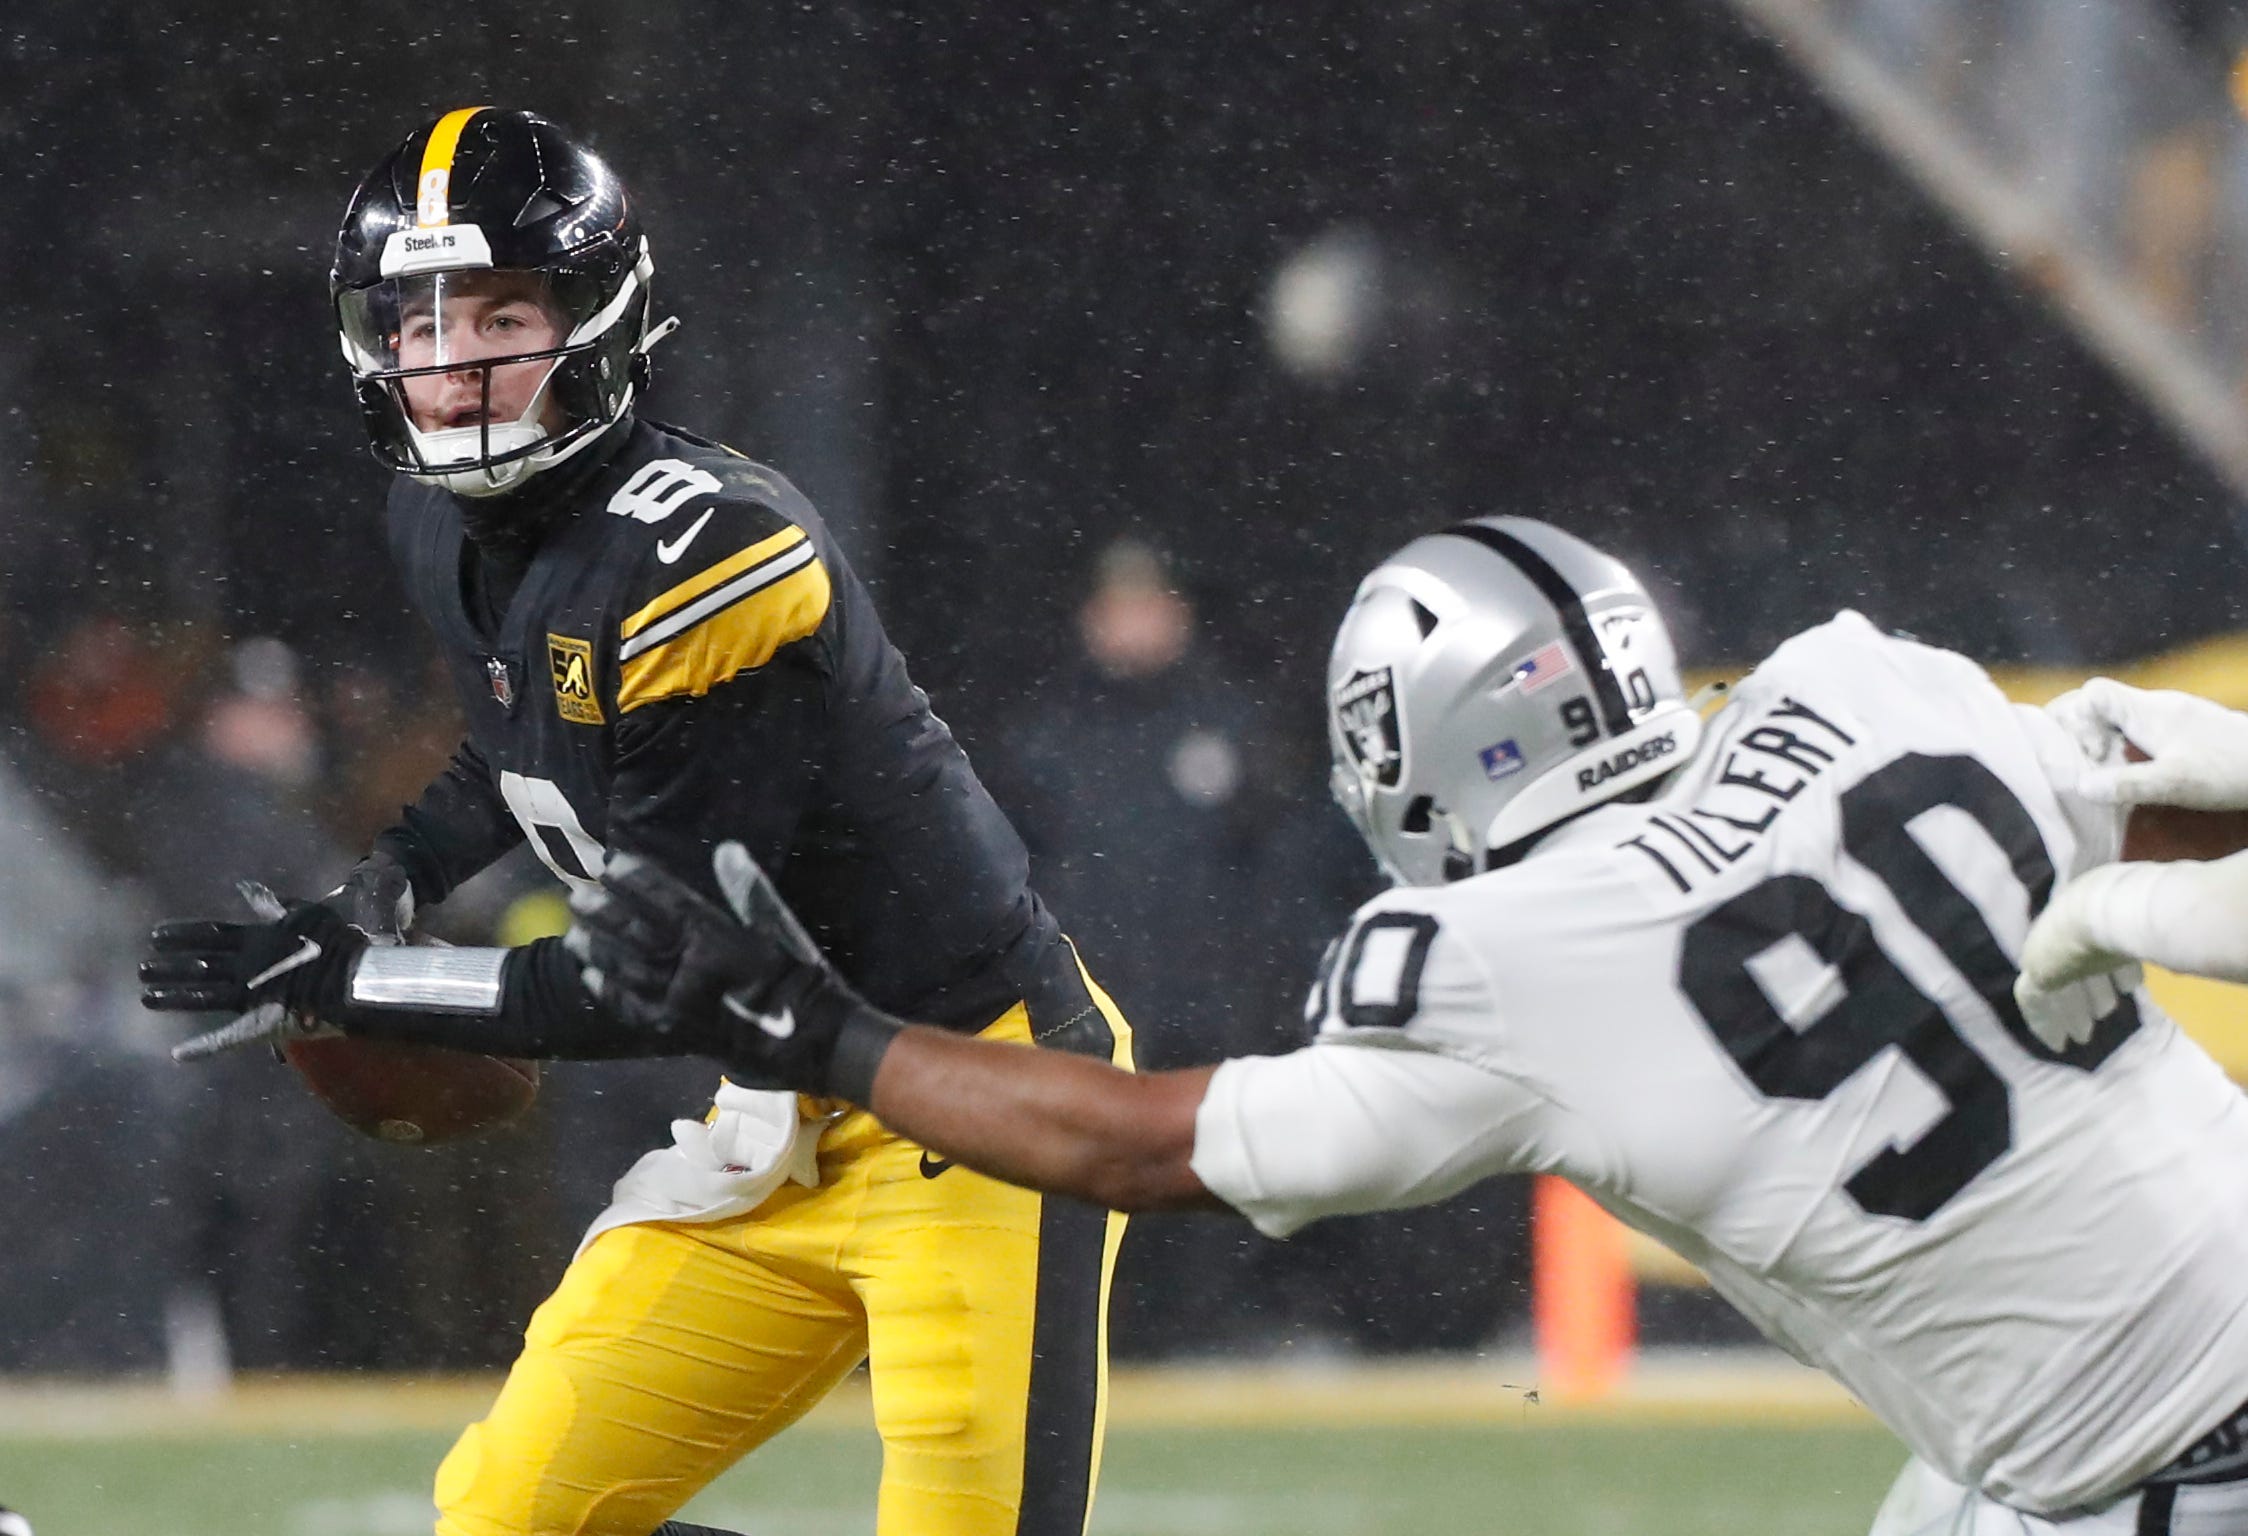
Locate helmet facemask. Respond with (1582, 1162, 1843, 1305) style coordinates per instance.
(335, 250, 655, 498)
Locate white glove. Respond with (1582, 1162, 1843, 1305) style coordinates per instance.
(2014, 863, 2144, 1051)
(2015, 850, 2248, 1048)
(2047, 678, 2248, 809)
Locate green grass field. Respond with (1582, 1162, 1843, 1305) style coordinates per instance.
(0, 1363, 1907, 1535)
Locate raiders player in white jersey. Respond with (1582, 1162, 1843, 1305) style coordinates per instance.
(558, 517, 2248, 1534)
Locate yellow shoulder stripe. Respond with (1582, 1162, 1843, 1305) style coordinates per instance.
(617, 559, 833, 712)
(621, 526, 807, 643)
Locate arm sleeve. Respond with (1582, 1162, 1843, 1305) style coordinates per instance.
(1189, 1042, 1550, 1239)
(334, 936, 656, 1060)
(2021, 849, 2248, 989)
(369, 737, 527, 906)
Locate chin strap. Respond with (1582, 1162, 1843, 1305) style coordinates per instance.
(641, 314, 682, 355)
(631, 314, 681, 391)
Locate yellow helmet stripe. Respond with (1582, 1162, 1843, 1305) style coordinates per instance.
(414, 106, 490, 228)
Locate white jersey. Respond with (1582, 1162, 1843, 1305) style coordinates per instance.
(1193, 612, 2248, 1514)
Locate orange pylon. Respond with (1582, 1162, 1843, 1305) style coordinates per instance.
(1531, 1174, 1636, 1399)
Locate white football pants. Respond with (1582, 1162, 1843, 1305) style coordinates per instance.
(1870, 1457, 2248, 1536)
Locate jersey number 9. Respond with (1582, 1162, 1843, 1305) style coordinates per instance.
(1679, 752, 2141, 1222)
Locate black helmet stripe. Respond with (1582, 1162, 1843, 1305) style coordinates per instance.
(1441, 521, 1633, 736)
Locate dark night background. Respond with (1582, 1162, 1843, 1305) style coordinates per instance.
(3, 0, 2245, 1373)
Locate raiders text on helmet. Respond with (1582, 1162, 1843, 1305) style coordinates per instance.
(1327, 517, 1703, 886)
(331, 107, 677, 497)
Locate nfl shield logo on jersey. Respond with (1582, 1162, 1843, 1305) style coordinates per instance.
(486, 656, 516, 712)
(1335, 667, 1403, 787)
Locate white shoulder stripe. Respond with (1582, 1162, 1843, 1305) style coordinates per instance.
(617, 539, 820, 663)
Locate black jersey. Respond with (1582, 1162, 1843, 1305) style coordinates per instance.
(375, 418, 1064, 1033)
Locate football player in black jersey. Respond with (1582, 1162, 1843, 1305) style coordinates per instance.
(142, 107, 1132, 1536)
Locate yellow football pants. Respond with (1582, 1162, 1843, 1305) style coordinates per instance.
(434, 974, 1133, 1536)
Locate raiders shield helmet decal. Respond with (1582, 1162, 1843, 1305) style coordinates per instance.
(1335, 667, 1403, 787)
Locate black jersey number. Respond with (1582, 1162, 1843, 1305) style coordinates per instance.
(1308, 911, 1441, 1031)
(1678, 752, 2141, 1222)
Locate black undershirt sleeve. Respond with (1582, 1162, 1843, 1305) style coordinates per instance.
(370, 737, 527, 906)
(334, 936, 642, 1059)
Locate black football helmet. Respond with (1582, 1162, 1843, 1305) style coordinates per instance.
(331, 107, 675, 497)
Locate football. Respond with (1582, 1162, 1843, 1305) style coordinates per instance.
(2115, 738, 2248, 864)
(281, 1035, 539, 1145)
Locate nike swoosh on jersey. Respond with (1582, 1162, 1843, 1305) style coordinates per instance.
(655, 507, 717, 564)
(919, 1150, 955, 1178)
(246, 937, 322, 992)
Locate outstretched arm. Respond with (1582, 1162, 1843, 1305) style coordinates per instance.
(144, 888, 670, 1066)
(562, 844, 1546, 1230)
(564, 842, 1223, 1210)
(866, 1028, 1219, 1211)
(152, 840, 1528, 1231)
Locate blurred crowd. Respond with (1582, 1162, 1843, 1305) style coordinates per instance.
(1839, 0, 2248, 369)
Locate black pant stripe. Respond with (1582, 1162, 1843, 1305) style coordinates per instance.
(2138, 1481, 2179, 1536)
(1015, 978, 1117, 1536)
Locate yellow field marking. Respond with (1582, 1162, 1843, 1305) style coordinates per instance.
(0, 1353, 1871, 1441)
(1105, 1354, 1871, 1428)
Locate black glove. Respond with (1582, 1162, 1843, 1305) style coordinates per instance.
(566, 844, 902, 1101)
(140, 884, 367, 1054)
(321, 850, 416, 945)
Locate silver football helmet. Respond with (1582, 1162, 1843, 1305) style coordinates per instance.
(1328, 517, 1703, 886)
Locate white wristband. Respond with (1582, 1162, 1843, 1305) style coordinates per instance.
(349, 945, 509, 1015)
